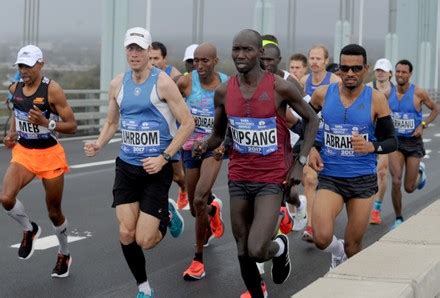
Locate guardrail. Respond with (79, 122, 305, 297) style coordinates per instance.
(0, 89, 108, 137)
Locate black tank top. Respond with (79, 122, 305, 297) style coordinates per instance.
(12, 77, 58, 148)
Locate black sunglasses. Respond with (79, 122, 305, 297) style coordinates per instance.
(339, 64, 364, 73)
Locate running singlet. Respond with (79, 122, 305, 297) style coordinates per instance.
(320, 83, 377, 177)
(388, 84, 421, 137)
(117, 67, 178, 166)
(12, 77, 59, 149)
(182, 71, 228, 150)
(304, 71, 332, 96)
(164, 65, 173, 76)
(225, 72, 292, 184)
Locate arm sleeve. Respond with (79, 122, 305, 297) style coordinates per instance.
(372, 115, 398, 154)
(290, 119, 304, 135)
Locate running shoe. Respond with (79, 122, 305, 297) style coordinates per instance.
(210, 198, 224, 238)
(271, 234, 291, 284)
(240, 282, 268, 298)
(168, 199, 184, 238)
(279, 207, 293, 234)
(370, 209, 382, 225)
(183, 260, 206, 281)
(302, 226, 314, 243)
(417, 161, 427, 190)
(136, 289, 154, 298)
(177, 191, 188, 210)
(256, 262, 265, 275)
(51, 253, 72, 278)
(391, 218, 403, 230)
(329, 240, 347, 270)
(293, 195, 308, 231)
(18, 221, 41, 260)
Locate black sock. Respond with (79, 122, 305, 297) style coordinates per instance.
(194, 252, 203, 263)
(238, 255, 263, 298)
(121, 242, 147, 284)
(396, 216, 404, 221)
(208, 205, 217, 217)
(207, 193, 215, 205)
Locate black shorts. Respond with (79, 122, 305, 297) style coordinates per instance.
(397, 136, 425, 158)
(317, 174, 378, 202)
(112, 157, 173, 237)
(228, 181, 284, 201)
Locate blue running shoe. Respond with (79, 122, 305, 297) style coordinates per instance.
(391, 218, 403, 230)
(417, 161, 426, 190)
(136, 289, 154, 298)
(168, 199, 184, 238)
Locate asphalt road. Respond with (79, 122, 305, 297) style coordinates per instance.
(1, 122, 439, 298)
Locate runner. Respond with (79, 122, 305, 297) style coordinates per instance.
(1, 45, 77, 278)
(84, 27, 194, 297)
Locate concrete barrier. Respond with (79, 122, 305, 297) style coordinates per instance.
(293, 199, 440, 298)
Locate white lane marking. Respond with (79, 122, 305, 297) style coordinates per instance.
(423, 138, 432, 143)
(434, 133, 440, 137)
(425, 149, 432, 154)
(11, 235, 87, 250)
(70, 160, 114, 169)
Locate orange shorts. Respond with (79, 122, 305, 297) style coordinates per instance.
(11, 143, 70, 179)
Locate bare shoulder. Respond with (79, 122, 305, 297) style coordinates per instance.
(330, 73, 341, 83)
(8, 82, 18, 93)
(414, 85, 430, 99)
(215, 81, 228, 96)
(176, 72, 191, 89)
(300, 74, 309, 85)
(109, 73, 124, 90)
(48, 80, 66, 99)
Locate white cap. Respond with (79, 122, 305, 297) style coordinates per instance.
(14, 45, 43, 67)
(183, 44, 198, 61)
(374, 58, 392, 72)
(124, 27, 152, 49)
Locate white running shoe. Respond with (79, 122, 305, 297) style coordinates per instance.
(293, 195, 308, 231)
(329, 240, 347, 270)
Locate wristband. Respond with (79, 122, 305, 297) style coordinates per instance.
(421, 121, 427, 129)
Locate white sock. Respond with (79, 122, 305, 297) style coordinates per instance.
(138, 280, 151, 295)
(274, 237, 285, 257)
(53, 220, 69, 255)
(6, 200, 32, 231)
(324, 235, 345, 257)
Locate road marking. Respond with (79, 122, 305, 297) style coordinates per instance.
(434, 133, 440, 137)
(425, 149, 432, 154)
(423, 138, 432, 143)
(70, 160, 114, 169)
(11, 235, 87, 250)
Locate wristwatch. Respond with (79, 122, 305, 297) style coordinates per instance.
(48, 120, 57, 132)
(297, 155, 307, 166)
(161, 152, 171, 162)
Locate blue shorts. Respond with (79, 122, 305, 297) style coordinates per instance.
(182, 149, 227, 169)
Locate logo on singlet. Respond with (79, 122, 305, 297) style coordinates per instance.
(134, 87, 141, 96)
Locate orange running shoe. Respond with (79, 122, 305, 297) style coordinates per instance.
(210, 198, 224, 238)
(183, 260, 206, 281)
(302, 226, 314, 243)
(177, 191, 188, 210)
(370, 209, 382, 225)
(279, 207, 293, 234)
(240, 282, 268, 298)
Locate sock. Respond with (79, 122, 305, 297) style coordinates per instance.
(324, 235, 345, 257)
(5, 200, 32, 231)
(194, 252, 203, 263)
(373, 200, 382, 211)
(53, 219, 69, 255)
(121, 242, 147, 284)
(396, 216, 404, 222)
(238, 255, 264, 298)
(138, 280, 152, 296)
(274, 237, 285, 257)
(208, 205, 217, 217)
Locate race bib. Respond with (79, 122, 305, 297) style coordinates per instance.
(15, 110, 52, 140)
(392, 112, 416, 135)
(229, 116, 277, 156)
(191, 106, 214, 134)
(120, 119, 160, 155)
(323, 123, 368, 157)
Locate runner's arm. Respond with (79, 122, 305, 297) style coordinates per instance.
(205, 82, 228, 151)
(46, 80, 77, 134)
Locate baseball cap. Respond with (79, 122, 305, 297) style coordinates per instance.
(14, 45, 43, 67)
(183, 44, 198, 61)
(124, 27, 152, 49)
(374, 58, 392, 72)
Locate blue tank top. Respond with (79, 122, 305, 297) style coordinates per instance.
(117, 67, 179, 166)
(320, 83, 377, 177)
(165, 65, 173, 76)
(388, 84, 421, 137)
(305, 71, 332, 96)
(183, 71, 228, 150)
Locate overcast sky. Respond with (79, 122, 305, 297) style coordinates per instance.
(1, 0, 390, 60)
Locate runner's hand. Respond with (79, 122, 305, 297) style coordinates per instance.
(28, 105, 48, 126)
(192, 140, 208, 159)
(212, 145, 225, 161)
(84, 140, 101, 157)
(308, 147, 324, 172)
(3, 131, 17, 148)
(351, 134, 374, 153)
(141, 156, 167, 174)
(412, 125, 423, 138)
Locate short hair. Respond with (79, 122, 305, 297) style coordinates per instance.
(151, 41, 167, 58)
(308, 45, 329, 59)
(289, 53, 307, 66)
(263, 43, 281, 57)
(396, 59, 413, 73)
(262, 34, 279, 46)
(340, 44, 367, 64)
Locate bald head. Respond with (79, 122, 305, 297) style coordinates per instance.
(194, 42, 217, 59)
(233, 29, 262, 49)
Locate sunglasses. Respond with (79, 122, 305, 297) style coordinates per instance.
(339, 64, 364, 73)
